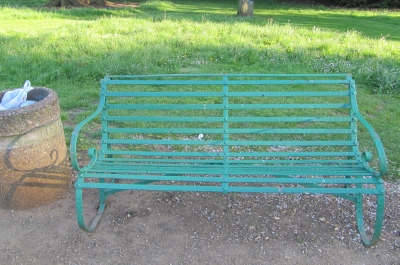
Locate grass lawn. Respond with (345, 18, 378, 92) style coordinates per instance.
(0, 0, 399, 179)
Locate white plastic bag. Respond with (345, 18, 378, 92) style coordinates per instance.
(0, 81, 34, 110)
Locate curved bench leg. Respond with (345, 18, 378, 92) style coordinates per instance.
(76, 184, 107, 232)
(355, 191, 385, 247)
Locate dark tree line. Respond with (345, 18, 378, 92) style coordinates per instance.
(46, 0, 108, 7)
(285, 0, 399, 8)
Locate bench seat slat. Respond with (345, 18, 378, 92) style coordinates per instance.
(91, 161, 365, 169)
(99, 158, 360, 164)
(77, 183, 383, 195)
(81, 173, 380, 185)
(85, 163, 372, 176)
(86, 169, 371, 177)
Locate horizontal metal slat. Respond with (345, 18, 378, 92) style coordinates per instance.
(89, 164, 369, 176)
(104, 128, 353, 134)
(105, 73, 349, 79)
(104, 80, 226, 85)
(103, 116, 223, 122)
(106, 92, 224, 97)
(103, 139, 355, 146)
(82, 171, 378, 184)
(98, 158, 360, 165)
(102, 150, 357, 157)
(229, 116, 352, 122)
(105, 91, 350, 98)
(77, 182, 382, 195)
(76, 182, 382, 195)
(228, 91, 350, 97)
(105, 103, 351, 110)
(106, 104, 224, 110)
(229, 103, 351, 109)
(103, 116, 352, 123)
(102, 79, 350, 86)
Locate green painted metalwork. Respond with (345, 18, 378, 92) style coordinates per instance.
(70, 74, 386, 246)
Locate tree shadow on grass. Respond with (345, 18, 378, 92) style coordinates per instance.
(3, 0, 399, 42)
(1, 0, 49, 8)
(0, 0, 400, 41)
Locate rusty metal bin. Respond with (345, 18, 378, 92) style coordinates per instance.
(0, 87, 71, 209)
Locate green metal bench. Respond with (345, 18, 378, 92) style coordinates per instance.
(70, 74, 387, 246)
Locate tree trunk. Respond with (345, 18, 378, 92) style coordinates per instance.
(237, 0, 254, 17)
(46, 0, 108, 7)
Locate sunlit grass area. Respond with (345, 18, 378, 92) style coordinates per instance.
(0, 0, 399, 178)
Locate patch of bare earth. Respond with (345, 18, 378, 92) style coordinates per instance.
(106, 2, 139, 8)
(0, 179, 399, 264)
(45, 1, 140, 9)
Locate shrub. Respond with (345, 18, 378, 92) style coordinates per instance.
(324, 0, 399, 8)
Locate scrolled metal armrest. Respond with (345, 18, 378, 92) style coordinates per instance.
(356, 114, 388, 177)
(80, 147, 98, 172)
(361, 151, 372, 162)
(70, 129, 99, 173)
(70, 106, 103, 173)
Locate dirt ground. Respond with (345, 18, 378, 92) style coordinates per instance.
(0, 179, 399, 265)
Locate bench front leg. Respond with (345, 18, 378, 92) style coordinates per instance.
(355, 189, 385, 247)
(75, 177, 107, 232)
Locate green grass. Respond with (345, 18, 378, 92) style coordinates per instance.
(0, 0, 399, 179)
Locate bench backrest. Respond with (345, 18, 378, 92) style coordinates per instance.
(98, 74, 362, 166)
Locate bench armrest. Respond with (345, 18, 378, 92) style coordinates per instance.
(70, 105, 103, 173)
(355, 112, 388, 177)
